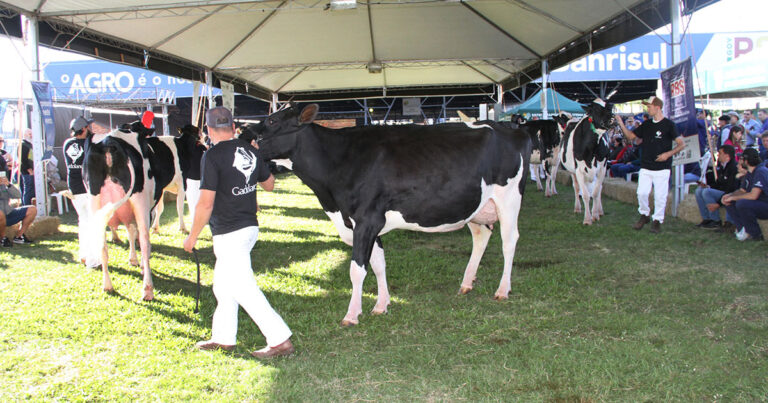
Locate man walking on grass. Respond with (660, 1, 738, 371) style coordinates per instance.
(616, 96, 685, 233)
(183, 106, 294, 359)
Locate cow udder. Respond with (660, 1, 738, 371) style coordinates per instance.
(100, 179, 135, 226)
(470, 199, 498, 226)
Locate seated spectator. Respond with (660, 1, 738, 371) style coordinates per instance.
(683, 161, 702, 184)
(722, 148, 768, 241)
(717, 115, 731, 147)
(723, 125, 744, 161)
(0, 172, 36, 247)
(609, 142, 641, 179)
(607, 136, 624, 161)
(695, 145, 739, 229)
(625, 116, 638, 131)
(759, 132, 768, 163)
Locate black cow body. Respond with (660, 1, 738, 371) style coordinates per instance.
(249, 105, 532, 326)
(83, 127, 180, 300)
(559, 100, 615, 225)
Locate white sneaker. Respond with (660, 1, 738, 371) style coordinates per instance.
(735, 227, 748, 241)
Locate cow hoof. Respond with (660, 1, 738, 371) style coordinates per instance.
(583, 221, 592, 226)
(152, 228, 160, 235)
(129, 258, 139, 266)
(103, 286, 115, 294)
(458, 286, 473, 295)
(143, 286, 154, 301)
(371, 307, 388, 315)
(493, 294, 509, 301)
(340, 319, 358, 327)
(80, 258, 86, 265)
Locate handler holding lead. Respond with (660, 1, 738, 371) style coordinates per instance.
(183, 106, 294, 359)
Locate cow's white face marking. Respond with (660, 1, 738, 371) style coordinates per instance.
(464, 121, 492, 130)
(233, 147, 257, 182)
(272, 158, 293, 170)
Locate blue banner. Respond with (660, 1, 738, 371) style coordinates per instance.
(30, 81, 56, 159)
(660, 58, 698, 137)
(43, 60, 221, 99)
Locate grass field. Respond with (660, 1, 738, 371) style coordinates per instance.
(1, 173, 767, 401)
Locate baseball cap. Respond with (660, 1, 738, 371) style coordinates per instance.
(70, 116, 94, 132)
(206, 106, 234, 128)
(727, 110, 740, 118)
(641, 96, 663, 108)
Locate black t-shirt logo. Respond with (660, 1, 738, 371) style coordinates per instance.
(66, 142, 83, 163)
(232, 147, 257, 183)
(655, 130, 662, 139)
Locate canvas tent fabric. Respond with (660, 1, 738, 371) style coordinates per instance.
(507, 90, 584, 114)
(0, 0, 718, 101)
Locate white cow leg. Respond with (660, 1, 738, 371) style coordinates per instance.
(592, 165, 607, 219)
(176, 187, 188, 234)
(341, 261, 366, 326)
(127, 223, 139, 266)
(369, 240, 390, 315)
(151, 193, 164, 234)
(533, 164, 543, 191)
(494, 185, 523, 300)
(575, 172, 593, 225)
(134, 203, 154, 301)
(459, 222, 492, 294)
(571, 174, 581, 213)
(101, 244, 113, 293)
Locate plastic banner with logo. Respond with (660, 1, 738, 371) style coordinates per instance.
(661, 58, 698, 136)
(30, 81, 55, 159)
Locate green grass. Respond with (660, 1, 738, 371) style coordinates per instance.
(1, 174, 767, 401)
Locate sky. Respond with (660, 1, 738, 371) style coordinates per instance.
(0, 0, 766, 99)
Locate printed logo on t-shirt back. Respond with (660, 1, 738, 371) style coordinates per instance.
(66, 142, 83, 167)
(231, 147, 258, 196)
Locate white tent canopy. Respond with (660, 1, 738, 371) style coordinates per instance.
(0, 0, 716, 101)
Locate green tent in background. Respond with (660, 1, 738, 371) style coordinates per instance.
(504, 89, 585, 116)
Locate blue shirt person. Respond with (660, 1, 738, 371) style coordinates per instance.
(722, 148, 768, 241)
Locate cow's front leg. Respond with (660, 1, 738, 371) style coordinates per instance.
(369, 238, 390, 315)
(133, 201, 155, 301)
(342, 221, 382, 326)
(594, 164, 607, 217)
(127, 223, 139, 266)
(459, 222, 493, 294)
(176, 187, 188, 234)
(571, 174, 582, 213)
(575, 172, 593, 225)
(151, 194, 165, 234)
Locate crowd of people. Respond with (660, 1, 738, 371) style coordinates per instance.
(608, 106, 768, 241)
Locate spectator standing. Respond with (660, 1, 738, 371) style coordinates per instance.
(722, 148, 768, 241)
(694, 145, 739, 229)
(624, 116, 638, 132)
(696, 109, 709, 155)
(63, 116, 94, 264)
(717, 115, 731, 147)
(741, 110, 762, 149)
(616, 96, 685, 233)
(19, 129, 35, 206)
(759, 132, 768, 162)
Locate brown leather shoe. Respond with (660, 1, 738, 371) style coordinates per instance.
(649, 220, 661, 234)
(633, 214, 650, 230)
(196, 340, 235, 352)
(251, 339, 295, 359)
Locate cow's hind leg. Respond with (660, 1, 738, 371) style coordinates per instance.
(369, 237, 390, 315)
(133, 201, 155, 301)
(575, 172, 593, 225)
(151, 193, 165, 234)
(342, 220, 383, 327)
(594, 163, 607, 217)
(101, 244, 114, 293)
(493, 179, 524, 300)
(459, 222, 493, 294)
(127, 223, 139, 266)
(533, 164, 543, 191)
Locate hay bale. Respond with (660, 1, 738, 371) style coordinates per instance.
(5, 216, 60, 239)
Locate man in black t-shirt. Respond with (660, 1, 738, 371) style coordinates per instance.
(64, 116, 94, 264)
(616, 96, 685, 233)
(184, 106, 294, 359)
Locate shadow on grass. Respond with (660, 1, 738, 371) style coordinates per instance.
(261, 205, 329, 221)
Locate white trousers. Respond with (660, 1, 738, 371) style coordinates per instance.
(185, 179, 201, 220)
(210, 226, 292, 347)
(71, 193, 91, 261)
(637, 168, 671, 223)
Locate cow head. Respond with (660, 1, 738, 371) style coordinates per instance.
(120, 120, 155, 137)
(581, 99, 615, 130)
(253, 104, 319, 160)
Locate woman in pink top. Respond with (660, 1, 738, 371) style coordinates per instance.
(724, 125, 744, 161)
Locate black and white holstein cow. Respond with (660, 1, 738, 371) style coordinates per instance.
(83, 123, 181, 300)
(248, 104, 533, 326)
(558, 100, 615, 225)
(522, 114, 571, 197)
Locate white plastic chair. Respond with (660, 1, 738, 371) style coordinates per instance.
(49, 192, 69, 215)
(683, 150, 711, 194)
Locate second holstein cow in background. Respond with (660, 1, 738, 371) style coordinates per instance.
(83, 124, 180, 300)
(247, 104, 533, 326)
(559, 99, 615, 225)
(522, 113, 571, 197)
